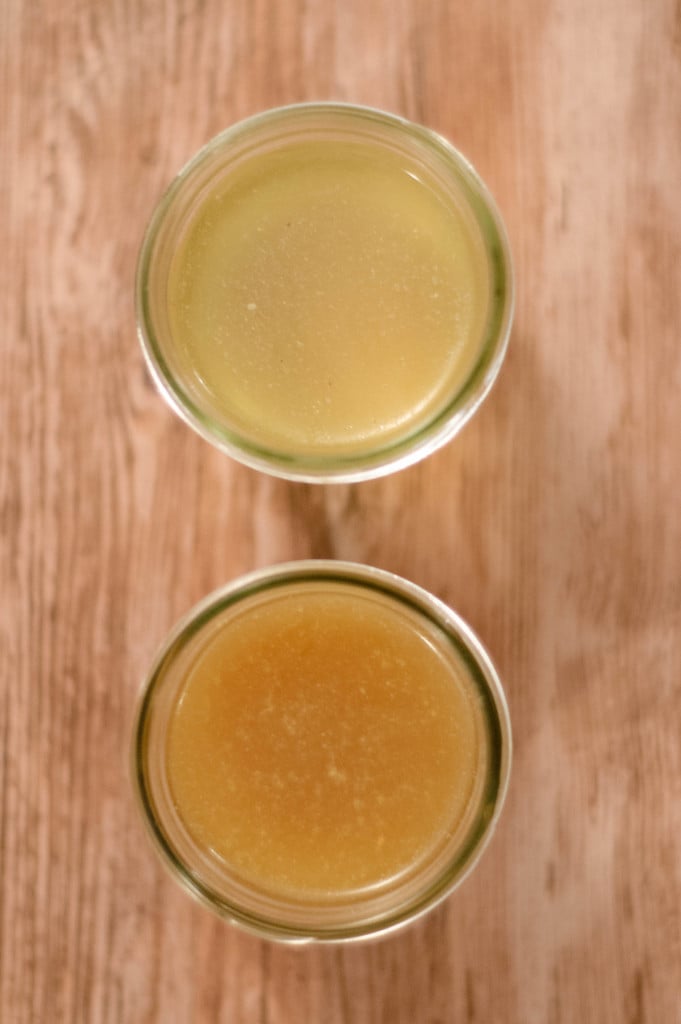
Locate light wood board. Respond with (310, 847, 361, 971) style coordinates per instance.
(2, 0, 680, 1020)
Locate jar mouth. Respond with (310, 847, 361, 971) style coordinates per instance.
(136, 103, 514, 483)
(131, 561, 512, 943)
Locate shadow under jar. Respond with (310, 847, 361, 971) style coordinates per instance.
(136, 103, 513, 482)
(132, 561, 511, 943)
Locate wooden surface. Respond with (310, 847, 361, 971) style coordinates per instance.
(2, 0, 680, 1020)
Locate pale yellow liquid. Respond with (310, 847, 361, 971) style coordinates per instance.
(166, 584, 484, 901)
(167, 138, 490, 457)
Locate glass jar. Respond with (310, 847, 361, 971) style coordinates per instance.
(131, 561, 511, 943)
(136, 103, 513, 482)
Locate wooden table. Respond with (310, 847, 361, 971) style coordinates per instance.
(2, 0, 680, 1020)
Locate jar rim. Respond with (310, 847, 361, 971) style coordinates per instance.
(136, 103, 514, 483)
(131, 560, 512, 944)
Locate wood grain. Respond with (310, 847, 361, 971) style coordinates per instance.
(2, 0, 680, 1020)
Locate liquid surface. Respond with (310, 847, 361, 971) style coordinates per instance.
(166, 584, 483, 901)
(167, 138, 490, 457)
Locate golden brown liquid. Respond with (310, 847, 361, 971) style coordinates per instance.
(167, 138, 490, 457)
(166, 583, 484, 901)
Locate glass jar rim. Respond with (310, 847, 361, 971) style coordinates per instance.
(131, 560, 512, 944)
(136, 102, 514, 483)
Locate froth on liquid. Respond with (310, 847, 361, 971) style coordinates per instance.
(167, 138, 490, 457)
(166, 583, 485, 902)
